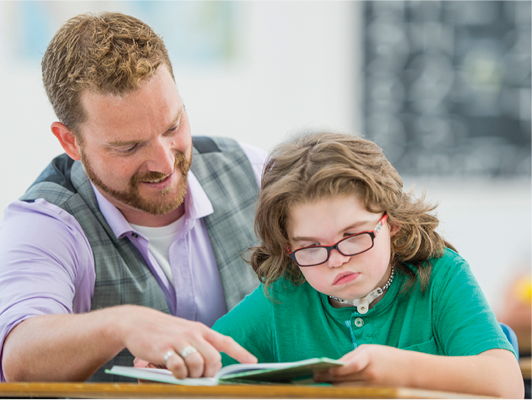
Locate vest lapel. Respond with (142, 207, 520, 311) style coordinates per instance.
(191, 137, 260, 311)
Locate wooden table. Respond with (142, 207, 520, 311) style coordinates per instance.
(0, 382, 492, 399)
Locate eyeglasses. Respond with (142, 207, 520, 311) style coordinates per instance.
(288, 213, 389, 267)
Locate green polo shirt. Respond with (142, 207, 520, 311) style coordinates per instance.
(213, 249, 515, 365)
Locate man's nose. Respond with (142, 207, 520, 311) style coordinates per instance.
(146, 138, 175, 174)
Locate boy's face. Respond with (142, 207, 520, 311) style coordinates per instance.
(286, 194, 398, 306)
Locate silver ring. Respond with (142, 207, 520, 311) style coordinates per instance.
(163, 350, 177, 366)
(180, 345, 198, 358)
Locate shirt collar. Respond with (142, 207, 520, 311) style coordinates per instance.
(91, 170, 213, 239)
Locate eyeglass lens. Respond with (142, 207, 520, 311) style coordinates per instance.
(294, 233, 374, 266)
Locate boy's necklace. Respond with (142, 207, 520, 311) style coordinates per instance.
(328, 266, 395, 315)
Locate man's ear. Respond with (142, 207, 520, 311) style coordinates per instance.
(51, 122, 81, 161)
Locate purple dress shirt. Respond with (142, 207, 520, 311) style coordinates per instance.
(0, 142, 265, 382)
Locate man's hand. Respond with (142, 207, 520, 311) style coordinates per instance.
(115, 305, 257, 379)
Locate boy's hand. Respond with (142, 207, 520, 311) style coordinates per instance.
(133, 358, 163, 369)
(313, 344, 405, 386)
(132, 358, 163, 384)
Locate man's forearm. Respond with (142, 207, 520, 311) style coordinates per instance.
(2, 309, 125, 382)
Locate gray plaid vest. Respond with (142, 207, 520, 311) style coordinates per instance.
(21, 136, 260, 382)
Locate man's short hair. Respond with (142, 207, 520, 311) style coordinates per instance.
(42, 12, 174, 136)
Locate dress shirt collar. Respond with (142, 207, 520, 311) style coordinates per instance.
(91, 170, 214, 238)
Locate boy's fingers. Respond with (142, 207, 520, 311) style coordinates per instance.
(133, 358, 150, 368)
(314, 369, 364, 383)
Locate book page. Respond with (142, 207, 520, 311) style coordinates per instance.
(106, 366, 218, 386)
(220, 358, 343, 382)
(105, 357, 344, 385)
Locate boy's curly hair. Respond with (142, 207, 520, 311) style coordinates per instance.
(42, 12, 174, 139)
(250, 131, 456, 293)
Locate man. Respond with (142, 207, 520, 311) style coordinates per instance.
(0, 12, 264, 382)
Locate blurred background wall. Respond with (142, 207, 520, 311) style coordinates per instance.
(0, 1, 530, 311)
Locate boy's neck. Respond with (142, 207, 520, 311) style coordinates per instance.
(328, 266, 395, 313)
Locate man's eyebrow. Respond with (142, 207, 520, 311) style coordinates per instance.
(167, 108, 182, 130)
(106, 109, 183, 147)
(107, 139, 140, 147)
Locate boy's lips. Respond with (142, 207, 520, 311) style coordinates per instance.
(333, 271, 360, 286)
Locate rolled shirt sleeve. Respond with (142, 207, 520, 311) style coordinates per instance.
(0, 199, 94, 381)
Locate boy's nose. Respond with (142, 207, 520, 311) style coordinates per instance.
(327, 249, 351, 268)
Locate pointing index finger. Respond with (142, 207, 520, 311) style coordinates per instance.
(207, 330, 257, 364)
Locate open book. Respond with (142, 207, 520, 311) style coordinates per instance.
(105, 357, 344, 386)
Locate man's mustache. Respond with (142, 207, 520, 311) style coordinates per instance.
(130, 152, 189, 186)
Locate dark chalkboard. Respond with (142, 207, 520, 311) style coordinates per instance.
(363, 1, 531, 177)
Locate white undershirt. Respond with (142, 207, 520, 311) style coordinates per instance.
(130, 217, 185, 286)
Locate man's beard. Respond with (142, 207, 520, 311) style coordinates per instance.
(81, 150, 192, 216)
